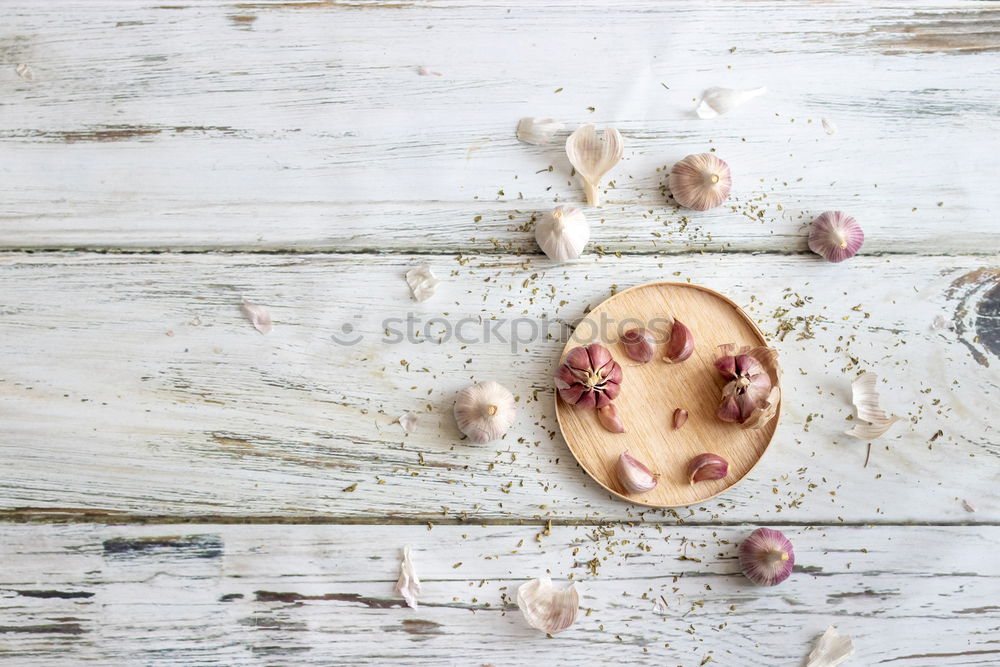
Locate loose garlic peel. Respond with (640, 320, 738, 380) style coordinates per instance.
(395, 545, 421, 609)
(806, 626, 855, 667)
(845, 371, 903, 440)
(453, 381, 517, 444)
(516, 577, 580, 635)
(696, 86, 767, 119)
(535, 205, 589, 261)
(565, 124, 623, 206)
(516, 117, 564, 146)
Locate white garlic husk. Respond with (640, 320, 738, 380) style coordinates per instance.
(453, 381, 517, 444)
(565, 124, 623, 206)
(696, 86, 767, 119)
(516, 577, 580, 635)
(405, 264, 441, 302)
(535, 205, 589, 261)
(516, 117, 564, 146)
(394, 545, 421, 609)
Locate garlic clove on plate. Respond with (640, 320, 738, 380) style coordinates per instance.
(405, 263, 441, 302)
(516, 117, 565, 146)
(662, 318, 695, 363)
(597, 403, 625, 433)
(672, 408, 688, 430)
(687, 453, 728, 484)
(516, 577, 580, 635)
(535, 205, 589, 261)
(565, 124, 624, 206)
(808, 211, 864, 263)
(616, 451, 658, 494)
(669, 153, 732, 211)
(621, 327, 656, 363)
(739, 527, 794, 586)
(696, 86, 767, 119)
(454, 381, 517, 444)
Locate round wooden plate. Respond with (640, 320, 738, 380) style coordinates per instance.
(554, 282, 780, 508)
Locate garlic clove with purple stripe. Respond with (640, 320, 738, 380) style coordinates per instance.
(739, 527, 795, 586)
(808, 211, 864, 263)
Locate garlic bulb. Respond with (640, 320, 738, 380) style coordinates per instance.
(516, 117, 564, 145)
(739, 527, 794, 586)
(453, 381, 517, 444)
(714, 344, 780, 428)
(516, 577, 580, 635)
(554, 343, 623, 409)
(669, 153, 732, 211)
(808, 211, 864, 263)
(535, 206, 589, 261)
(696, 86, 767, 119)
(616, 451, 658, 494)
(565, 124, 623, 206)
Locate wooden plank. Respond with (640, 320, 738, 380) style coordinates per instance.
(1, 523, 998, 665)
(0, 252, 995, 522)
(0, 1, 997, 252)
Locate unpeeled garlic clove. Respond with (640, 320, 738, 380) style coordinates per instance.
(696, 86, 767, 119)
(453, 381, 517, 443)
(516, 117, 565, 146)
(669, 153, 732, 211)
(808, 211, 864, 263)
(687, 453, 728, 484)
(620, 327, 656, 363)
(616, 451, 658, 494)
(516, 577, 580, 635)
(565, 124, 623, 206)
(597, 404, 625, 433)
(535, 205, 589, 261)
(672, 408, 688, 430)
(739, 527, 794, 586)
(663, 318, 695, 363)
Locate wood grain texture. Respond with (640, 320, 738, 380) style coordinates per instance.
(0, 1, 997, 253)
(556, 282, 779, 508)
(0, 252, 995, 523)
(1, 523, 998, 665)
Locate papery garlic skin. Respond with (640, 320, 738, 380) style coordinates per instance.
(616, 451, 658, 494)
(554, 343, 623, 409)
(739, 527, 794, 586)
(806, 626, 854, 667)
(535, 206, 589, 261)
(240, 299, 273, 335)
(845, 371, 903, 440)
(715, 344, 779, 427)
(687, 453, 728, 484)
(517, 117, 565, 146)
(597, 404, 625, 433)
(405, 263, 441, 302)
(621, 328, 656, 363)
(663, 318, 695, 363)
(565, 124, 624, 206)
(669, 154, 732, 211)
(454, 381, 517, 444)
(516, 577, 580, 635)
(395, 545, 421, 609)
(696, 86, 767, 119)
(808, 211, 864, 263)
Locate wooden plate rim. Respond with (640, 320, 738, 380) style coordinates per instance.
(553, 281, 782, 508)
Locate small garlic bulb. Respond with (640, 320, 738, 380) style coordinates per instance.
(808, 211, 864, 263)
(453, 381, 517, 444)
(739, 527, 795, 586)
(535, 206, 589, 261)
(669, 153, 732, 211)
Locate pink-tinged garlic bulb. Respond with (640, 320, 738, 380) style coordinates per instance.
(808, 211, 864, 263)
(669, 153, 732, 211)
(739, 527, 795, 586)
(714, 344, 780, 428)
(554, 343, 623, 409)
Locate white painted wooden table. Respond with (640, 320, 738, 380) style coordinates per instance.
(1, 1, 998, 664)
